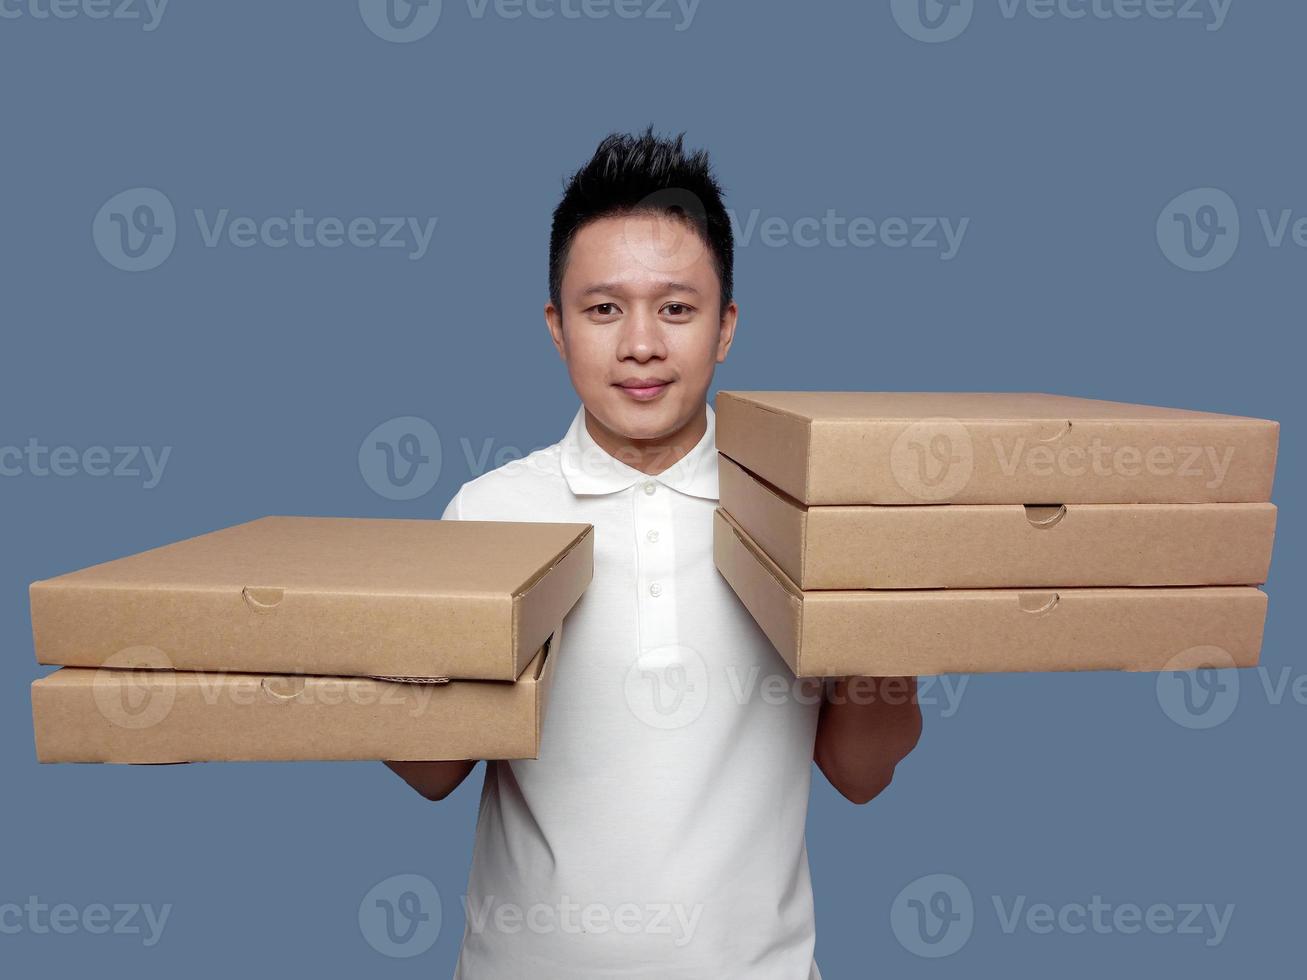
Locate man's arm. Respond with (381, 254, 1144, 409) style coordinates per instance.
(384, 760, 478, 801)
(814, 676, 923, 805)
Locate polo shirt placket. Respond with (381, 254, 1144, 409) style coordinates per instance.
(633, 475, 679, 655)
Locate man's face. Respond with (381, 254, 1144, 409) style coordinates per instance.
(546, 211, 737, 444)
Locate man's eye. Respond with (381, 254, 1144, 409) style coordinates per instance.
(589, 303, 619, 316)
(663, 303, 694, 317)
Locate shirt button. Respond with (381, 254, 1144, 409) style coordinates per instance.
(646, 529, 660, 543)
(649, 582, 663, 597)
(642, 481, 657, 496)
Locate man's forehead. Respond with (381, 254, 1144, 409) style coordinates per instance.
(565, 213, 715, 292)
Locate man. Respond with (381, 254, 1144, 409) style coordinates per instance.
(387, 128, 922, 978)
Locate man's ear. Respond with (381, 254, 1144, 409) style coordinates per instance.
(545, 302, 566, 360)
(715, 301, 739, 363)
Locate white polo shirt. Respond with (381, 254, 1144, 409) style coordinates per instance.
(446, 403, 823, 980)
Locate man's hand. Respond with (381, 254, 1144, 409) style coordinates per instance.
(813, 676, 922, 805)
(385, 760, 478, 801)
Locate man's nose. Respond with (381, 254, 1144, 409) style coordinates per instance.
(616, 309, 666, 361)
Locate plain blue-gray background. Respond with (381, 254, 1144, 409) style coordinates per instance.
(1, 0, 1301, 975)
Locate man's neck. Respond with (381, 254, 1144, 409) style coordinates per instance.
(583, 405, 708, 476)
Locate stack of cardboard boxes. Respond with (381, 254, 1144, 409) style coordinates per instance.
(30, 516, 593, 763)
(713, 392, 1278, 677)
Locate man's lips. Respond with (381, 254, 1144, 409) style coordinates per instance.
(615, 379, 672, 401)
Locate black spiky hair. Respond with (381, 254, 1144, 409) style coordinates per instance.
(549, 126, 733, 316)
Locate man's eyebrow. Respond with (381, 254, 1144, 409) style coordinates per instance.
(579, 281, 703, 297)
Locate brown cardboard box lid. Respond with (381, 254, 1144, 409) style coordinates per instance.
(716, 391, 1279, 505)
(30, 517, 592, 682)
(719, 454, 1278, 590)
(713, 508, 1267, 678)
(31, 626, 562, 764)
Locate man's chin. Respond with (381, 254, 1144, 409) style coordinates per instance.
(596, 396, 686, 444)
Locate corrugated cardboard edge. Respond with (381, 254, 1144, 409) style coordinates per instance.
(712, 508, 803, 675)
(798, 587, 1267, 677)
(532, 621, 562, 755)
(512, 526, 592, 681)
(372, 673, 452, 684)
(715, 507, 1268, 678)
(31, 631, 562, 764)
(801, 501, 1279, 589)
(716, 391, 813, 503)
(717, 454, 811, 587)
(720, 456, 1278, 588)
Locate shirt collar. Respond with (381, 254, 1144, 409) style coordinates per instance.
(559, 403, 719, 500)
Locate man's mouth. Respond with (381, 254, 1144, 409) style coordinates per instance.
(615, 378, 672, 402)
